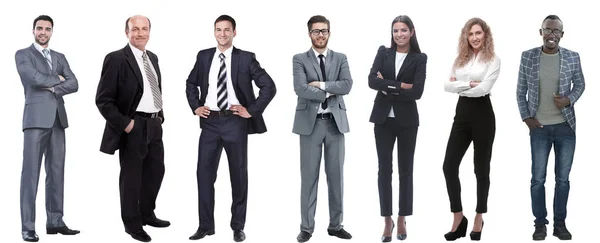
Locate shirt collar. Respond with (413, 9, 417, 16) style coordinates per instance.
(129, 42, 146, 58)
(33, 42, 50, 54)
(312, 47, 328, 59)
(216, 46, 233, 59)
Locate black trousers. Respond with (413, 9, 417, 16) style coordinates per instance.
(442, 95, 495, 213)
(375, 118, 418, 216)
(118, 114, 165, 232)
(196, 114, 248, 231)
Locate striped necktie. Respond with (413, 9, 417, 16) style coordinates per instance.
(217, 53, 228, 110)
(42, 48, 52, 70)
(142, 51, 163, 110)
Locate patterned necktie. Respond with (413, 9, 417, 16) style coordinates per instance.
(42, 48, 52, 70)
(318, 54, 327, 110)
(217, 53, 228, 110)
(142, 51, 163, 110)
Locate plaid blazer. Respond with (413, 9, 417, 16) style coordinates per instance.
(516, 46, 585, 132)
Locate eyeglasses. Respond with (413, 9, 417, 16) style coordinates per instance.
(541, 28, 563, 36)
(310, 29, 330, 36)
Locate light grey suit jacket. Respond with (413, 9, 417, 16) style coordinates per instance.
(15, 44, 78, 130)
(292, 48, 352, 135)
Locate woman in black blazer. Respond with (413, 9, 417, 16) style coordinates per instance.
(368, 15, 427, 242)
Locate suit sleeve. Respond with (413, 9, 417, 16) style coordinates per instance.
(516, 51, 531, 121)
(567, 52, 585, 106)
(368, 46, 401, 93)
(186, 52, 203, 114)
(247, 53, 276, 117)
(322, 54, 352, 95)
(53, 53, 79, 97)
(95, 54, 130, 134)
(15, 50, 61, 88)
(293, 54, 327, 102)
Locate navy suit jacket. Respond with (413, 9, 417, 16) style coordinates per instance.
(185, 46, 276, 134)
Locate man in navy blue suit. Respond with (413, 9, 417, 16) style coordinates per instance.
(185, 14, 276, 243)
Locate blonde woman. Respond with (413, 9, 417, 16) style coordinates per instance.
(442, 17, 500, 241)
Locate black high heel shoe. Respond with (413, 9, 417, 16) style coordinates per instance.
(470, 220, 484, 241)
(397, 221, 407, 240)
(381, 221, 395, 242)
(444, 216, 468, 241)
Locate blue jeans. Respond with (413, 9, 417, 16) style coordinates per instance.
(529, 122, 575, 225)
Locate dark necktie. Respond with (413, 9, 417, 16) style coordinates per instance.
(217, 53, 228, 110)
(318, 54, 327, 110)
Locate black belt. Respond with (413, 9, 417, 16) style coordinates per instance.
(135, 112, 159, 118)
(316, 113, 333, 119)
(210, 110, 234, 116)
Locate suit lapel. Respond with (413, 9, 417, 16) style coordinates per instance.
(149, 53, 161, 89)
(306, 49, 323, 81)
(231, 47, 240, 87)
(532, 47, 541, 89)
(558, 47, 567, 95)
(396, 52, 416, 80)
(202, 48, 216, 94)
(50, 51, 58, 74)
(124, 45, 143, 89)
(29, 45, 52, 73)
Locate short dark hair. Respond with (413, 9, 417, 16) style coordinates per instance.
(542, 14, 562, 27)
(215, 15, 236, 30)
(33, 15, 53, 29)
(125, 16, 152, 32)
(307, 15, 329, 32)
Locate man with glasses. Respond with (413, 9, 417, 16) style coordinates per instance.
(292, 15, 353, 242)
(516, 14, 585, 241)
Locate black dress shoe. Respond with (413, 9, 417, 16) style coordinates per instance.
(47, 226, 80, 235)
(142, 217, 171, 228)
(328, 228, 352, 239)
(126, 229, 151, 242)
(533, 223, 547, 241)
(189, 229, 215, 240)
(22, 231, 39, 242)
(297, 231, 312, 242)
(233, 230, 246, 242)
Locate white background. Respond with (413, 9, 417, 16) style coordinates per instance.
(0, 0, 597, 242)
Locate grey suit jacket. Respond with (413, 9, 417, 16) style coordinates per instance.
(292, 48, 352, 135)
(15, 44, 79, 130)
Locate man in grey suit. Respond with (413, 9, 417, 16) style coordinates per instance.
(292, 15, 353, 243)
(15, 15, 80, 242)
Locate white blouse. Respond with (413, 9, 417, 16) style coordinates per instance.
(444, 53, 501, 97)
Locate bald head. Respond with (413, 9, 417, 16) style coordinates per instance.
(125, 15, 151, 50)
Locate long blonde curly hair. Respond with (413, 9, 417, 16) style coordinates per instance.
(453, 17, 495, 68)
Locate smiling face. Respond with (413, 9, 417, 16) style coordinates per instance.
(468, 24, 485, 52)
(392, 21, 413, 52)
(33, 20, 52, 47)
(126, 16, 150, 50)
(214, 20, 236, 50)
(540, 19, 563, 54)
(309, 22, 329, 50)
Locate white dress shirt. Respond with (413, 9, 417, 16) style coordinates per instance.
(444, 53, 501, 97)
(389, 51, 408, 117)
(312, 47, 332, 114)
(206, 46, 241, 111)
(129, 43, 161, 113)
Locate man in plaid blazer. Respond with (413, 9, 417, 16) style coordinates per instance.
(516, 15, 585, 241)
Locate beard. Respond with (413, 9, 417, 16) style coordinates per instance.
(311, 37, 328, 49)
(35, 35, 49, 46)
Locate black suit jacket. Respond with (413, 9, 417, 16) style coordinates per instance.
(96, 44, 164, 154)
(368, 45, 427, 126)
(185, 46, 276, 134)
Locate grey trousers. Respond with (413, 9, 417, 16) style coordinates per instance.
(20, 117, 66, 232)
(299, 118, 345, 234)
